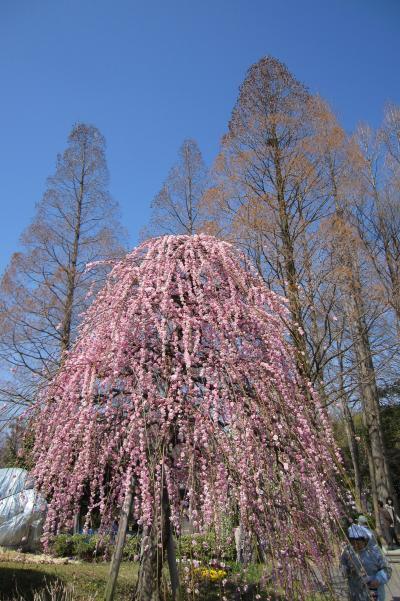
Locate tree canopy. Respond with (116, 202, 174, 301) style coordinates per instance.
(32, 234, 342, 599)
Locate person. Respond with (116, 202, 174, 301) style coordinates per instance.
(384, 497, 400, 547)
(378, 500, 393, 549)
(111, 520, 119, 542)
(341, 525, 391, 600)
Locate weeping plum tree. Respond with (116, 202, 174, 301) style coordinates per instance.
(32, 234, 343, 600)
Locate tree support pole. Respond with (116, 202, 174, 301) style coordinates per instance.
(72, 511, 80, 534)
(104, 482, 134, 601)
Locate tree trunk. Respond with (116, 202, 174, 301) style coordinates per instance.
(343, 268, 398, 537)
(60, 165, 85, 358)
(341, 397, 362, 511)
(105, 481, 134, 601)
(234, 524, 244, 563)
(166, 512, 180, 600)
(133, 520, 162, 601)
(272, 138, 312, 381)
(350, 281, 392, 505)
(329, 182, 397, 519)
(134, 484, 179, 601)
(364, 418, 380, 531)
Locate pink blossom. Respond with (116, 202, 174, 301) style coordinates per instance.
(31, 234, 343, 599)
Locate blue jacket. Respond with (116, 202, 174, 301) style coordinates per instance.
(341, 541, 391, 601)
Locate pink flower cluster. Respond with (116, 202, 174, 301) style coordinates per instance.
(32, 234, 342, 596)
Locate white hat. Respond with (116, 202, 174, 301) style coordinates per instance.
(348, 525, 369, 540)
(357, 515, 368, 526)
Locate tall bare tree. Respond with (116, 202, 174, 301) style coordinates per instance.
(0, 123, 126, 407)
(145, 138, 207, 236)
(203, 57, 336, 381)
(352, 113, 400, 329)
(202, 58, 399, 522)
(315, 104, 397, 520)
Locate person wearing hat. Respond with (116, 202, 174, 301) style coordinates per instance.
(341, 525, 391, 600)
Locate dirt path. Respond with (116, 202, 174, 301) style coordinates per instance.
(0, 547, 79, 565)
(385, 549, 400, 601)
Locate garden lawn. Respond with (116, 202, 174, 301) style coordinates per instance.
(0, 556, 137, 600)
(0, 552, 329, 601)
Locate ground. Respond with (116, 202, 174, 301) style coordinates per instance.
(0, 558, 275, 601)
(0, 549, 276, 601)
(2, 548, 399, 601)
(0, 551, 137, 600)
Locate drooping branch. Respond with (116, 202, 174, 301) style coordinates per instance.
(32, 234, 343, 600)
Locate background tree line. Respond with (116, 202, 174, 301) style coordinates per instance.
(0, 56, 399, 535)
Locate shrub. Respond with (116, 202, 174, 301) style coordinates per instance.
(122, 534, 140, 561)
(51, 533, 112, 561)
(177, 532, 236, 563)
(51, 534, 74, 558)
(72, 535, 96, 561)
(51, 530, 236, 564)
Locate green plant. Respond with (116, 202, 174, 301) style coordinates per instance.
(73, 535, 112, 562)
(122, 535, 140, 561)
(0, 558, 137, 600)
(51, 534, 74, 558)
(177, 532, 236, 562)
(72, 535, 96, 561)
(51, 534, 112, 561)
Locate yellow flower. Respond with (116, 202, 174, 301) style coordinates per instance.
(194, 567, 227, 581)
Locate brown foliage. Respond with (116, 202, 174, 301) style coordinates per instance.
(0, 123, 126, 407)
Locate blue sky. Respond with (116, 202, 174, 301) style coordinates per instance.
(1, 0, 399, 274)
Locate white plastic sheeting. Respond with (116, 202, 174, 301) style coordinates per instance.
(0, 467, 46, 550)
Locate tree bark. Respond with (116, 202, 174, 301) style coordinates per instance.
(105, 482, 134, 601)
(134, 520, 163, 601)
(349, 275, 392, 505)
(60, 163, 85, 358)
(364, 417, 380, 531)
(328, 167, 397, 520)
(340, 396, 362, 511)
(134, 483, 179, 601)
(271, 137, 312, 381)
(163, 488, 179, 601)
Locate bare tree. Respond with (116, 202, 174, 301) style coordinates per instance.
(144, 139, 207, 236)
(316, 105, 397, 521)
(203, 57, 336, 381)
(202, 59, 399, 522)
(0, 123, 126, 407)
(352, 114, 400, 329)
(0, 419, 29, 468)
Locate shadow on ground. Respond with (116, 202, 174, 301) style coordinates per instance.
(0, 565, 62, 600)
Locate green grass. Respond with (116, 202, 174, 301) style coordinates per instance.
(0, 560, 137, 600)
(0, 558, 280, 601)
(0, 555, 331, 601)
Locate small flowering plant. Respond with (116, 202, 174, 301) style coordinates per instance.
(194, 566, 227, 582)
